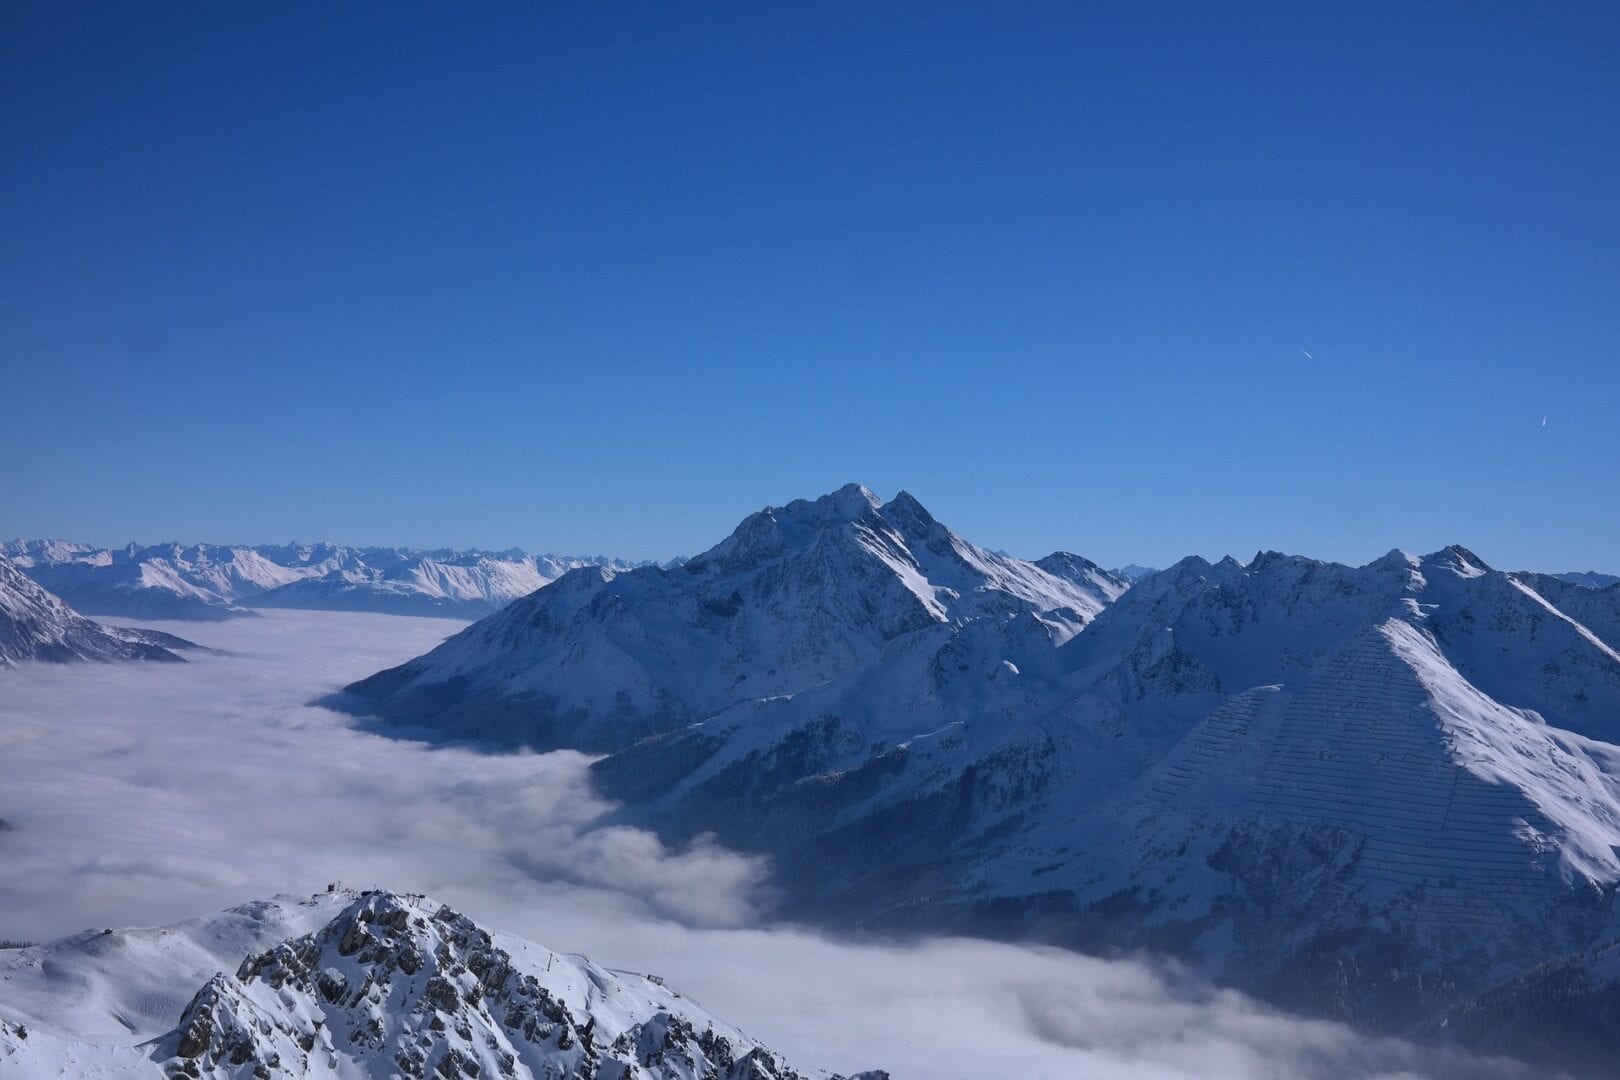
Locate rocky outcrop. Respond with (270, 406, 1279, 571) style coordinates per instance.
(158, 890, 879, 1080)
(0, 888, 884, 1080)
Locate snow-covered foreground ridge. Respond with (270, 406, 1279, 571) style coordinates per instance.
(0, 888, 885, 1080)
(0, 539, 645, 621)
(343, 484, 1620, 1070)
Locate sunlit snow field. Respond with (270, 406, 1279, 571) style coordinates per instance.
(0, 611, 1530, 1079)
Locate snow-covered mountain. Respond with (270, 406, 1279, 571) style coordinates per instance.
(1, 540, 640, 620)
(343, 484, 1130, 752)
(341, 487, 1620, 1067)
(246, 551, 636, 618)
(1555, 570, 1620, 589)
(591, 545, 1620, 1066)
(0, 888, 882, 1080)
(0, 554, 194, 665)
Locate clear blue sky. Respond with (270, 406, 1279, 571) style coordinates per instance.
(2, 3, 1616, 571)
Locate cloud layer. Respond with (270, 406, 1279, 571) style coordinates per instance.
(0, 612, 1536, 1078)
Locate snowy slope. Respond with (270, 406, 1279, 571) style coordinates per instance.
(1, 540, 639, 620)
(1032, 551, 1131, 608)
(575, 543, 1620, 1064)
(0, 554, 192, 665)
(5, 541, 301, 620)
(245, 552, 634, 617)
(342, 485, 1128, 752)
(1553, 570, 1620, 589)
(0, 889, 881, 1080)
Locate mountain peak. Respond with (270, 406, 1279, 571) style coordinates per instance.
(1423, 544, 1492, 577)
(345, 483, 1130, 749)
(1036, 550, 1105, 574)
(5, 888, 874, 1080)
(811, 482, 884, 519)
(690, 484, 884, 572)
(1370, 548, 1421, 571)
(751, 483, 885, 530)
(170, 887, 861, 1080)
(881, 488, 932, 518)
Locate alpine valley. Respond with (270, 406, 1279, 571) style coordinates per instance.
(342, 484, 1620, 1074)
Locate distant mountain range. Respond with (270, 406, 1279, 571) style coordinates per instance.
(0, 540, 646, 621)
(6, 536, 1604, 626)
(0, 888, 881, 1080)
(1108, 564, 1620, 587)
(342, 484, 1620, 1072)
(1557, 570, 1620, 589)
(0, 553, 197, 665)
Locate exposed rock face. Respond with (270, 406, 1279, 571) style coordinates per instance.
(0, 889, 884, 1080)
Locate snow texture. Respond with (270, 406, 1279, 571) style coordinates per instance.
(0, 609, 1544, 1080)
(0, 888, 881, 1080)
(343, 488, 1620, 1069)
(1, 539, 640, 621)
(344, 484, 1128, 752)
(0, 554, 193, 665)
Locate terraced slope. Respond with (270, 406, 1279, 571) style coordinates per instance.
(585, 546, 1620, 1064)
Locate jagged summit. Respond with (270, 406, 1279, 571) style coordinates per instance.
(0, 888, 879, 1080)
(344, 485, 1127, 751)
(687, 484, 884, 574)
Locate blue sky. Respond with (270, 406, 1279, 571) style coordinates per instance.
(2, 3, 1616, 571)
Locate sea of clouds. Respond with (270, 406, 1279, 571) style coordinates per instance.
(0, 611, 1537, 1079)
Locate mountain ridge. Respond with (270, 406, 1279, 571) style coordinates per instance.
(0, 888, 883, 1080)
(585, 538, 1620, 1067)
(342, 484, 1128, 753)
(1, 539, 644, 621)
(0, 553, 195, 666)
(338, 485, 1620, 1070)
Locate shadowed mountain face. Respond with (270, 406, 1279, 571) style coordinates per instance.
(0, 553, 193, 665)
(342, 487, 1620, 1070)
(343, 484, 1128, 752)
(0, 888, 883, 1080)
